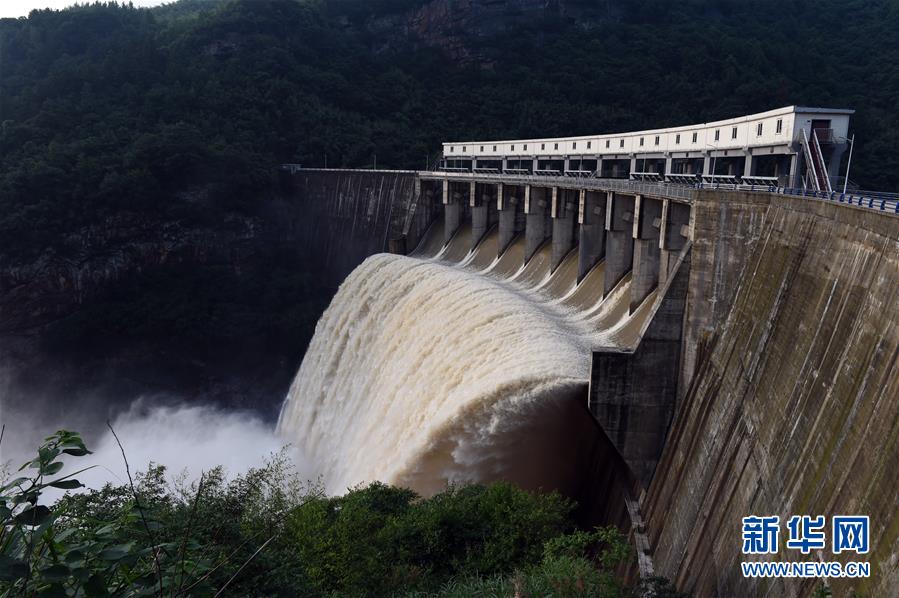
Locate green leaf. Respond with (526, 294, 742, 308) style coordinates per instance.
(44, 462, 65, 475)
(49, 479, 83, 490)
(0, 555, 29, 581)
(62, 447, 92, 456)
(99, 542, 135, 561)
(55, 527, 77, 542)
(60, 437, 87, 449)
(14, 504, 52, 526)
(39, 446, 61, 463)
(96, 523, 118, 536)
(39, 563, 71, 582)
(84, 573, 110, 597)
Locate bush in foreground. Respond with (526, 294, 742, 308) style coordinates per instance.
(1, 430, 670, 597)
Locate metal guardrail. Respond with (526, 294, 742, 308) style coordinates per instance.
(420, 170, 702, 202)
(283, 167, 899, 215)
(422, 170, 899, 214)
(281, 166, 419, 174)
(777, 187, 899, 214)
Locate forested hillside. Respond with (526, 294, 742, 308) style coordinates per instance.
(1, 0, 897, 410)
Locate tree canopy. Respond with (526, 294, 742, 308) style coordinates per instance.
(1, 0, 897, 259)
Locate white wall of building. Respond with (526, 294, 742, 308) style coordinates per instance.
(443, 106, 853, 160)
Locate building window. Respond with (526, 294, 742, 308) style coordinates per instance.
(655, 136, 660, 145)
(676, 134, 681, 144)
(541, 143, 545, 150)
(714, 130, 720, 142)
(606, 140, 611, 148)
(554, 143, 558, 150)
(573, 142, 577, 149)
(776, 119, 783, 134)
(732, 127, 738, 139)
(587, 141, 591, 149)
(756, 123, 763, 136)
(493, 145, 497, 151)
(524, 144, 528, 150)
(620, 139, 624, 148)
(450, 147, 454, 152)
(480, 146, 484, 152)
(692, 132, 698, 143)
(462, 146, 466, 152)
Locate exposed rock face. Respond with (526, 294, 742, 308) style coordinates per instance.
(0, 215, 261, 337)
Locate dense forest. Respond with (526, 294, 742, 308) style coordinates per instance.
(1, 0, 898, 410)
(2, 0, 899, 256)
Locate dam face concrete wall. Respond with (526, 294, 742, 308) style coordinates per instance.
(647, 193, 899, 597)
(280, 170, 433, 287)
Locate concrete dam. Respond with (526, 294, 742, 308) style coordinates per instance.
(277, 113, 898, 596)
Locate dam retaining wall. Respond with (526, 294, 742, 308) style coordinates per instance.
(279, 169, 434, 287)
(647, 192, 899, 596)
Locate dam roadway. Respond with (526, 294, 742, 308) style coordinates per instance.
(280, 166, 899, 597)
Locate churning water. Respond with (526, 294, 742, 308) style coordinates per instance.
(277, 225, 651, 497)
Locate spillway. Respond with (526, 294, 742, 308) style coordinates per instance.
(277, 220, 650, 498)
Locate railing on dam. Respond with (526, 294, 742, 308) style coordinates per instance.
(776, 186, 899, 214)
(422, 170, 899, 214)
(420, 170, 700, 202)
(281, 166, 899, 215)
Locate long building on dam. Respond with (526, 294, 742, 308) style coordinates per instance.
(280, 105, 898, 597)
(442, 105, 854, 191)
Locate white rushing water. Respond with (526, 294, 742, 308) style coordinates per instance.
(276, 245, 643, 495)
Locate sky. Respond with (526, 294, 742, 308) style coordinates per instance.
(0, 1, 169, 18)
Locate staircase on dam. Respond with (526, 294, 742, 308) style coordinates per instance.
(282, 167, 899, 598)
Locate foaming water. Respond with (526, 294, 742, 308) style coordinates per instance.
(277, 245, 648, 496)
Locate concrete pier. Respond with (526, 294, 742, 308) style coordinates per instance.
(497, 183, 524, 255)
(589, 246, 690, 486)
(630, 195, 663, 311)
(525, 186, 549, 262)
(470, 183, 489, 247)
(578, 190, 607, 282)
(443, 180, 460, 243)
(604, 193, 636, 295)
(659, 200, 691, 287)
(551, 188, 577, 271)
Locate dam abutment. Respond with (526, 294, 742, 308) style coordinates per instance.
(647, 191, 899, 596)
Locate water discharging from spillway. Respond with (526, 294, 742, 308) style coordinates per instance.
(277, 223, 652, 501)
